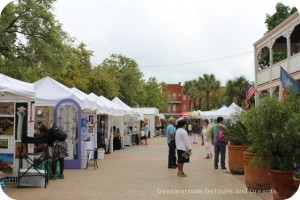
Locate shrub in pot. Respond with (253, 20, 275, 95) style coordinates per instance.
(223, 121, 250, 174)
(243, 94, 300, 199)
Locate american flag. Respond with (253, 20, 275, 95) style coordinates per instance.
(245, 82, 256, 108)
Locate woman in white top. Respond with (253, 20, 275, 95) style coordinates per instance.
(202, 119, 212, 159)
(175, 120, 192, 177)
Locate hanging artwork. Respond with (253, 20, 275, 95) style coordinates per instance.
(0, 153, 14, 175)
(0, 139, 8, 149)
(15, 103, 28, 140)
(57, 104, 78, 160)
(0, 102, 14, 115)
(0, 117, 14, 136)
(15, 142, 28, 158)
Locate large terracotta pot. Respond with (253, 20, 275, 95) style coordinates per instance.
(268, 169, 300, 200)
(228, 145, 249, 174)
(243, 151, 272, 190)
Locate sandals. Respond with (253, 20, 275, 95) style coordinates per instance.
(177, 172, 187, 177)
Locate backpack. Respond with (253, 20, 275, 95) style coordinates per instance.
(49, 125, 67, 141)
(217, 128, 225, 142)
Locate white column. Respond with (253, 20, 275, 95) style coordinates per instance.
(286, 31, 291, 72)
(254, 48, 258, 107)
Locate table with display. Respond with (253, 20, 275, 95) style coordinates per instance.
(85, 149, 98, 170)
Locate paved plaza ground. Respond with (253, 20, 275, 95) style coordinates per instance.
(5, 136, 273, 200)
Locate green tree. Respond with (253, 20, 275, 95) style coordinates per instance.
(265, 2, 297, 32)
(0, 0, 74, 81)
(88, 65, 120, 99)
(100, 54, 144, 106)
(198, 74, 220, 110)
(142, 77, 168, 111)
(207, 87, 225, 110)
(60, 43, 93, 92)
(183, 80, 197, 111)
(224, 76, 247, 107)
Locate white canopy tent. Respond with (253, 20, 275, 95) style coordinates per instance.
(71, 87, 98, 111)
(99, 96, 125, 116)
(218, 103, 244, 119)
(0, 73, 35, 99)
(86, 93, 111, 114)
(111, 97, 139, 116)
(34, 77, 84, 106)
(198, 103, 243, 120)
(133, 107, 161, 137)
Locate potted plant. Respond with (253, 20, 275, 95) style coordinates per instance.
(241, 105, 272, 191)
(223, 121, 250, 174)
(243, 94, 300, 199)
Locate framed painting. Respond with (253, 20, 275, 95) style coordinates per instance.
(0, 102, 14, 115)
(15, 142, 28, 158)
(0, 117, 14, 136)
(0, 153, 14, 175)
(0, 139, 8, 149)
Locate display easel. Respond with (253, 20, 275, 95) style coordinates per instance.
(17, 135, 49, 188)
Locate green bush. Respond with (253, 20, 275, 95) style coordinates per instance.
(223, 121, 250, 145)
(242, 94, 300, 171)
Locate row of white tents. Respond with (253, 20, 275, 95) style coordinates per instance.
(178, 103, 244, 121)
(1, 73, 162, 172)
(198, 103, 244, 120)
(0, 73, 142, 118)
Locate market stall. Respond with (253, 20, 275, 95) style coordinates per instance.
(0, 74, 35, 182)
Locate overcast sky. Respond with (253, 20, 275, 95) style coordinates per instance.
(51, 1, 300, 86)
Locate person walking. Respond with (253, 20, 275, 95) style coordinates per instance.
(212, 117, 227, 169)
(175, 120, 192, 177)
(202, 119, 212, 159)
(187, 123, 192, 136)
(192, 120, 201, 144)
(143, 122, 150, 138)
(166, 117, 177, 169)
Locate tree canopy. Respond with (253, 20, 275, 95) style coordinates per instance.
(0, 0, 168, 111)
(265, 2, 297, 32)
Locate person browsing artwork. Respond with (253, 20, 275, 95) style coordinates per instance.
(166, 117, 177, 169)
(175, 120, 192, 177)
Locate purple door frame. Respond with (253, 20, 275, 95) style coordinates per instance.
(54, 98, 81, 169)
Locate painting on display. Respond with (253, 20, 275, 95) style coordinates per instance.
(15, 142, 28, 158)
(0, 153, 14, 175)
(0, 117, 14, 136)
(89, 115, 94, 125)
(15, 103, 28, 140)
(0, 102, 14, 115)
(0, 139, 8, 149)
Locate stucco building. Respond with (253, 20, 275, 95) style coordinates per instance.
(254, 11, 300, 105)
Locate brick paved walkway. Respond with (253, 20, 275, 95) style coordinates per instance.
(5, 136, 273, 200)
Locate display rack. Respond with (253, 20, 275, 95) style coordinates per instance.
(17, 149, 48, 188)
(17, 135, 49, 188)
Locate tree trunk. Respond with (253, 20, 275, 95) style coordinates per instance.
(206, 92, 209, 110)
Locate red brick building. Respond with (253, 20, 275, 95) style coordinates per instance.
(163, 82, 191, 117)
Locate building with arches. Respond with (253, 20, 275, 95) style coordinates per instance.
(254, 11, 300, 105)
